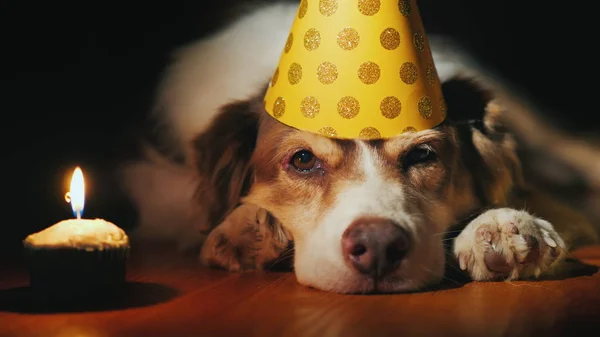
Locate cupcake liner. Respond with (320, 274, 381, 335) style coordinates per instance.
(25, 246, 130, 302)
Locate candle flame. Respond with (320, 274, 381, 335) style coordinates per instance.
(65, 167, 85, 219)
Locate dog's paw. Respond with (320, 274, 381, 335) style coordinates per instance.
(453, 208, 566, 281)
(199, 203, 290, 272)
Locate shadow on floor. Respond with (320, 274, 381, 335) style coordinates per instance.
(442, 256, 599, 286)
(0, 281, 179, 314)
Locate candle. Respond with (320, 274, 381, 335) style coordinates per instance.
(23, 166, 130, 301)
(25, 167, 129, 251)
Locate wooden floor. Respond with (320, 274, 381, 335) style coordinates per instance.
(1, 243, 600, 337)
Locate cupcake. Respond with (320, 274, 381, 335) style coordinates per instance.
(23, 218, 130, 301)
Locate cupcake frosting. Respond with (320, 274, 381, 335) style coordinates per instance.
(24, 218, 129, 251)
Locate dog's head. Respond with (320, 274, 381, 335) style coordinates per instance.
(193, 80, 521, 293)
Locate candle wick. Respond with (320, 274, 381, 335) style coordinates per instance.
(76, 211, 81, 220)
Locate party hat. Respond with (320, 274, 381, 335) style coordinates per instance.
(263, 0, 447, 139)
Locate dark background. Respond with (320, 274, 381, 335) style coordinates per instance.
(0, 0, 595, 258)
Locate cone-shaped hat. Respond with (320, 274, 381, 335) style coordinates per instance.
(263, 0, 447, 139)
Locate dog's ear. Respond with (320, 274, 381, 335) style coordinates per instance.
(192, 96, 263, 227)
(442, 77, 511, 137)
(442, 78, 491, 124)
(442, 78, 526, 205)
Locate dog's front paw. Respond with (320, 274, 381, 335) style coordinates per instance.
(453, 208, 566, 281)
(199, 204, 290, 272)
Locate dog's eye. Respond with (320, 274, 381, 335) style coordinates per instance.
(290, 150, 318, 172)
(402, 145, 437, 168)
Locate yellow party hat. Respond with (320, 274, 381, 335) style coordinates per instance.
(263, 0, 447, 139)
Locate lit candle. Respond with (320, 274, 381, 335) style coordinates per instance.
(65, 166, 85, 219)
(24, 167, 129, 251)
(23, 166, 130, 301)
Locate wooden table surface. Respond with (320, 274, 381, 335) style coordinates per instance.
(1, 243, 600, 337)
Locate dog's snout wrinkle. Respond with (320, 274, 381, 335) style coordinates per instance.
(342, 217, 411, 278)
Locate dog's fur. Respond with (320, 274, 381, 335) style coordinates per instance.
(120, 1, 599, 293)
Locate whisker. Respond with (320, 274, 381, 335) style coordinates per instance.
(434, 229, 464, 236)
(453, 207, 493, 225)
(267, 246, 296, 268)
(272, 249, 295, 262)
(419, 264, 462, 286)
(447, 260, 467, 275)
(443, 251, 469, 274)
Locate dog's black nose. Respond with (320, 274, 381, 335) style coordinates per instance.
(341, 217, 411, 278)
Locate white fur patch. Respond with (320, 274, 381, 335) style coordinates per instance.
(154, 3, 298, 160)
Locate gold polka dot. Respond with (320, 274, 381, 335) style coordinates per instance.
(358, 61, 380, 85)
(317, 62, 338, 84)
(398, 0, 411, 17)
(298, 0, 308, 19)
(273, 97, 286, 118)
(425, 64, 436, 85)
(318, 126, 338, 137)
(380, 28, 400, 50)
(399, 62, 418, 84)
(304, 28, 321, 51)
(337, 96, 360, 119)
(418, 96, 433, 119)
(413, 32, 425, 51)
(271, 67, 279, 87)
(319, 0, 338, 16)
(337, 28, 360, 50)
(301, 96, 320, 118)
(380, 96, 402, 119)
(288, 63, 302, 85)
(358, 0, 380, 16)
(359, 127, 381, 139)
(284, 33, 293, 53)
(402, 126, 417, 133)
(440, 98, 448, 118)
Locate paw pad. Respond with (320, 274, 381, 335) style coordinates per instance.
(476, 226, 493, 243)
(483, 250, 512, 273)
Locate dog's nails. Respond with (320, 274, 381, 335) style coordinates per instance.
(458, 252, 470, 270)
(541, 230, 557, 248)
(256, 208, 268, 224)
(543, 236, 557, 248)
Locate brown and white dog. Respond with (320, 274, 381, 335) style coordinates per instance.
(120, 1, 599, 293)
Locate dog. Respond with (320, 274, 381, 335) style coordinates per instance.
(120, 0, 599, 293)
